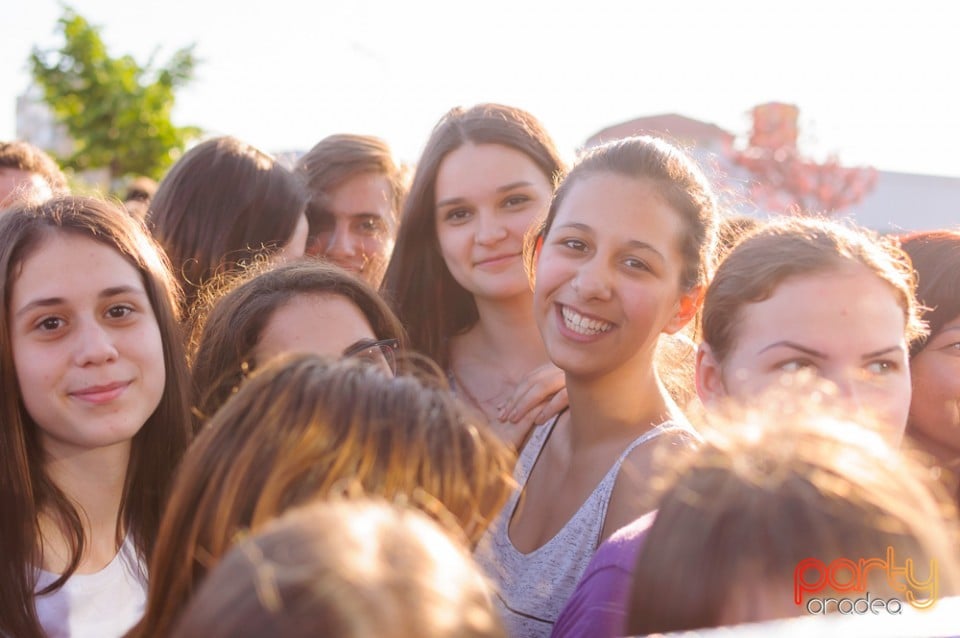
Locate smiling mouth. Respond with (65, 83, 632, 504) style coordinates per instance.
(561, 305, 614, 336)
(69, 381, 131, 404)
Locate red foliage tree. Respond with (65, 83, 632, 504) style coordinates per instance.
(731, 103, 877, 215)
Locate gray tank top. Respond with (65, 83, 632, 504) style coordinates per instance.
(474, 414, 694, 638)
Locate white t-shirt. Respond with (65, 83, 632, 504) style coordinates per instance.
(34, 535, 147, 638)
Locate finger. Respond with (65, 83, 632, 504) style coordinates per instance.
(501, 372, 566, 422)
(532, 388, 569, 425)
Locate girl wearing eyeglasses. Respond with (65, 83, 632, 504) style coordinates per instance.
(189, 260, 408, 425)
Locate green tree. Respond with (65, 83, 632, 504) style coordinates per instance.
(29, 7, 200, 183)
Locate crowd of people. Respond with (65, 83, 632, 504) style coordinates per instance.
(0, 103, 958, 638)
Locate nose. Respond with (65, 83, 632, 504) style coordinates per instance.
(73, 320, 119, 367)
(325, 223, 357, 259)
(571, 260, 613, 301)
(475, 212, 508, 246)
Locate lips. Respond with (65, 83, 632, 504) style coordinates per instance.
(69, 381, 131, 405)
(474, 253, 521, 268)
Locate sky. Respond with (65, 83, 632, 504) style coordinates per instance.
(4, 1, 959, 177)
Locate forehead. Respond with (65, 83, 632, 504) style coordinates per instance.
(435, 143, 549, 196)
(736, 268, 907, 349)
(11, 233, 143, 299)
(256, 293, 377, 360)
(551, 173, 685, 240)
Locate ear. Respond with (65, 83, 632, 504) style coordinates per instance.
(662, 285, 703, 335)
(695, 342, 728, 404)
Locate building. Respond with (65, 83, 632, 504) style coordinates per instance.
(585, 113, 958, 232)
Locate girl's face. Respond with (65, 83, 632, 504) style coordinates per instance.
(10, 234, 166, 458)
(434, 143, 552, 302)
(533, 174, 698, 381)
(908, 315, 960, 455)
(697, 266, 913, 438)
(253, 293, 392, 374)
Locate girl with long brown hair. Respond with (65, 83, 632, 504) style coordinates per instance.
(0, 196, 192, 638)
(381, 103, 568, 446)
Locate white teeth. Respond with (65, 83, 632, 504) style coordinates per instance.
(561, 306, 613, 336)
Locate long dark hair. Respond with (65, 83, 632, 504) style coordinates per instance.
(380, 103, 565, 369)
(149, 136, 309, 317)
(0, 196, 192, 638)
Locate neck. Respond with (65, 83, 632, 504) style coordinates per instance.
(566, 353, 678, 450)
(460, 292, 548, 374)
(41, 441, 131, 567)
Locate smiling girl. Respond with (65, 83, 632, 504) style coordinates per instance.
(900, 230, 960, 490)
(0, 197, 192, 637)
(697, 217, 927, 441)
(381, 104, 568, 446)
(475, 136, 717, 636)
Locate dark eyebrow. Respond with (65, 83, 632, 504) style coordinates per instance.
(553, 222, 666, 261)
(861, 346, 904, 359)
(757, 341, 826, 358)
(436, 181, 537, 209)
(341, 337, 377, 357)
(15, 286, 146, 318)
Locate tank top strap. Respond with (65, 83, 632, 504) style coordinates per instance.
(514, 409, 566, 486)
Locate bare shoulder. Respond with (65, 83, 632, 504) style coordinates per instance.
(600, 426, 698, 541)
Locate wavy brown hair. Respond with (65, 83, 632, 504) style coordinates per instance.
(0, 196, 192, 638)
(129, 354, 515, 638)
(188, 260, 409, 424)
(380, 103, 565, 369)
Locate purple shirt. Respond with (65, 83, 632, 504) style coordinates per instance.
(550, 511, 656, 638)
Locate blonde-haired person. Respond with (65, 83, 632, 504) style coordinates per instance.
(128, 354, 514, 638)
(171, 499, 505, 638)
(296, 134, 407, 287)
(626, 394, 960, 635)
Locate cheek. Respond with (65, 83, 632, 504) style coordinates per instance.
(532, 254, 569, 305)
(139, 321, 168, 396)
(360, 235, 391, 260)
